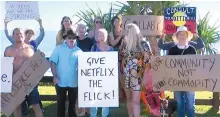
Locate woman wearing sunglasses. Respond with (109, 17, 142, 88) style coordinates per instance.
(88, 17, 103, 43)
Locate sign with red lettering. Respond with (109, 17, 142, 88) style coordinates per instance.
(5, 1, 40, 20)
(151, 54, 220, 92)
(122, 15, 164, 36)
(164, 7, 196, 34)
(0, 50, 50, 116)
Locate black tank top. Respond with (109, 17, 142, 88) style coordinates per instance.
(112, 30, 124, 51)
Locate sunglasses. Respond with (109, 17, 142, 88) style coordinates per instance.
(95, 21, 102, 24)
(67, 36, 76, 39)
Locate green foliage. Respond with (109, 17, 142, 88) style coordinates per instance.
(114, 1, 182, 16)
(75, 3, 114, 32)
(197, 12, 220, 54)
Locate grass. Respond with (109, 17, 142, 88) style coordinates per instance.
(1, 86, 220, 117)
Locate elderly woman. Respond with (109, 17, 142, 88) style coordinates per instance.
(119, 23, 152, 117)
(90, 28, 114, 117)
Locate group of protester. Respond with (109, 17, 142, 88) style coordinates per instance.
(3, 14, 204, 117)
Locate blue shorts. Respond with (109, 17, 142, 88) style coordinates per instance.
(25, 85, 41, 106)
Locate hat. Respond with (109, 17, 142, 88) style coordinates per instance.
(63, 29, 79, 39)
(172, 26, 193, 42)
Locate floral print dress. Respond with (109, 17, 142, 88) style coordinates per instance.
(119, 40, 152, 91)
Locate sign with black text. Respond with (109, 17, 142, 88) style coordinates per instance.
(1, 51, 50, 116)
(78, 52, 119, 107)
(151, 54, 220, 92)
(5, 1, 40, 20)
(1, 57, 14, 93)
(164, 7, 196, 34)
(122, 15, 164, 36)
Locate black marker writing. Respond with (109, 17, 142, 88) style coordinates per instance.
(87, 57, 105, 66)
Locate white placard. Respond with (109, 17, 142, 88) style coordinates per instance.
(78, 52, 119, 107)
(5, 1, 40, 20)
(1, 57, 14, 93)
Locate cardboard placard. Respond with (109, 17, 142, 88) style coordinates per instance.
(164, 7, 196, 34)
(1, 57, 14, 93)
(151, 54, 220, 92)
(5, 1, 40, 20)
(122, 15, 164, 36)
(78, 52, 119, 107)
(1, 50, 50, 116)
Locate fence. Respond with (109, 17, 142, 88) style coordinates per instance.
(39, 76, 220, 111)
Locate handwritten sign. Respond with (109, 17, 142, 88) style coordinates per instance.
(122, 15, 164, 36)
(78, 52, 119, 107)
(164, 7, 196, 34)
(1, 50, 50, 116)
(151, 54, 220, 92)
(1, 57, 14, 93)
(5, 1, 40, 20)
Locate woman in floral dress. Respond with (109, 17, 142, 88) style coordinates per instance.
(119, 23, 152, 117)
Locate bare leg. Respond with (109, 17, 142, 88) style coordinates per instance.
(32, 104, 43, 117)
(124, 89, 133, 117)
(14, 105, 21, 117)
(132, 91, 140, 117)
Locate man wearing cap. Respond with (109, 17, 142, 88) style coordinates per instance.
(168, 26, 196, 117)
(50, 29, 82, 117)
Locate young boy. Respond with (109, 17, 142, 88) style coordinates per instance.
(168, 26, 196, 117)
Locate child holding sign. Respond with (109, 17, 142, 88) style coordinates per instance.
(90, 28, 114, 117)
(168, 26, 196, 117)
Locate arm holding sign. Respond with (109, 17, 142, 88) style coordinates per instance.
(108, 32, 123, 47)
(34, 19, 45, 47)
(4, 19, 15, 44)
(49, 46, 60, 85)
(188, 34, 205, 50)
(158, 35, 175, 50)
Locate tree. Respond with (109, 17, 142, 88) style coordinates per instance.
(197, 12, 220, 54)
(74, 3, 114, 32)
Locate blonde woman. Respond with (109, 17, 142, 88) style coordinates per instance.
(119, 23, 152, 117)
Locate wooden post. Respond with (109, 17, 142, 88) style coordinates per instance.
(212, 92, 220, 111)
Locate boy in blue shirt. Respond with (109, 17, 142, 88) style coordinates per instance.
(50, 29, 82, 117)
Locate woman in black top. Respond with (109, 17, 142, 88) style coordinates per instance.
(108, 15, 124, 51)
(88, 17, 103, 43)
(108, 15, 126, 103)
(168, 26, 196, 117)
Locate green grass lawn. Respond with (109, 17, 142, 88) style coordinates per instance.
(1, 86, 220, 117)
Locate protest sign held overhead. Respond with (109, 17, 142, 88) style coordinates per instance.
(164, 7, 196, 34)
(1, 57, 14, 93)
(5, 1, 40, 20)
(151, 54, 220, 92)
(122, 15, 164, 36)
(1, 50, 50, 116)
(78, 52, 119, 107)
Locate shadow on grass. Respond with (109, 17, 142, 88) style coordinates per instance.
(1, 103, 219, 117)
